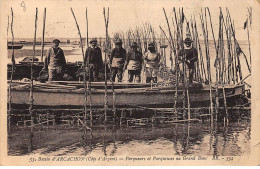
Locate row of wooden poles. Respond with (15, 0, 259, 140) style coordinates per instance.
(159, 7, 252, 125)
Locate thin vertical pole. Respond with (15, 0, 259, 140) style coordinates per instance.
(207, 7, 219, 122)
(163, 8, 179, 113)
(194, 19, 207, 83)
(103, 7, 110, 123)
(29, 8, 38, 128)
(200, 9, 214, 126)
(7, 15, 9, 48)
(86, 7, 92, 126)
(8, 9, 14, 131)
(246, 17, 251, 66)
(71, 8, 87, 127)
(41, 8, 46, 62)
(220, 9, 229, 124)
(28, 8, 38, 153)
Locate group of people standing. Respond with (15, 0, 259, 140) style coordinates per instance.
(108, 39, 160, 83)
(44, 37, 198, 84)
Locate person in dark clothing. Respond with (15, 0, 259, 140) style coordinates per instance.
(124, 42, 143, 83)
(110, 39, 126, 82)
(84, 39, 103, 82)
(43, 39, 66, 81)
(178, 37, 198, 83)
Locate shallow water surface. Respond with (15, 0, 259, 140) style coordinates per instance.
(29, 121, 250, 157)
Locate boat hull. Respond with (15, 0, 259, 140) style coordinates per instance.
(9, 82, 245, 108)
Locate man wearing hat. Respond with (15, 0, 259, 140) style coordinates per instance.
(124, 42, 143, 83)
(43, 39, 66, 81)
(84, 38, 103, 82)
(143, 43, 161, 83)
(110, 38, 126, 82)
(178, 37, 198, 84)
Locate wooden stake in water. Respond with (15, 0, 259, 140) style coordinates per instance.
(28, 8, 38, 153)
(86, 7, 93, 126)
(200, 9, 214, 126)
(162, 8, 179, 113)
(8, 9, 14, 131)
(207, 7, 219, 122)
(180, 9, 191, 120)
(103, 7, 110, 123)
(41, 8, 46, 62)
(71, 8, 88, 126)
(29, 8, 38, 128)
(220, 9, 229, 124)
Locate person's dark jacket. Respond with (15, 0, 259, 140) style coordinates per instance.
(178, 48, 198, 69)
(44, 47, 66, 68)
(84, 46, 103, 70)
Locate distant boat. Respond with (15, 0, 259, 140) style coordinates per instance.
(8, 45, 23, 49)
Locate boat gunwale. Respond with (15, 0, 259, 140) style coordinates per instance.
(9, 83, 244, 96)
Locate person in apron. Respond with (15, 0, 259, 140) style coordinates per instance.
(84, 39, 103, 82)
(143, 43, 161, 83)
(110, 39, 126, 82)
(124, 42, 143, 83)
(43, 39, 66, 81)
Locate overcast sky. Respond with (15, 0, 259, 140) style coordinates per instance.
(0, 0, 256, 41)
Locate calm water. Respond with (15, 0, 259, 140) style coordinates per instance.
(30, 121, 250, 157)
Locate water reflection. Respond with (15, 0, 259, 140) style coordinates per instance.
(32, 121, 250, 157)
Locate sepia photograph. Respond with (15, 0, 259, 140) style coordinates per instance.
(0, 0, 259, 166)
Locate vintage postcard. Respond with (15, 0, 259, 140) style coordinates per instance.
(0, 0, 259, 166)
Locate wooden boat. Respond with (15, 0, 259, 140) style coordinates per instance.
(9, 80, 245, 108)
(8, 45, 23, 49)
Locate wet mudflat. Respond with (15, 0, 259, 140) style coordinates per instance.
(8, 120, 250, 157)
